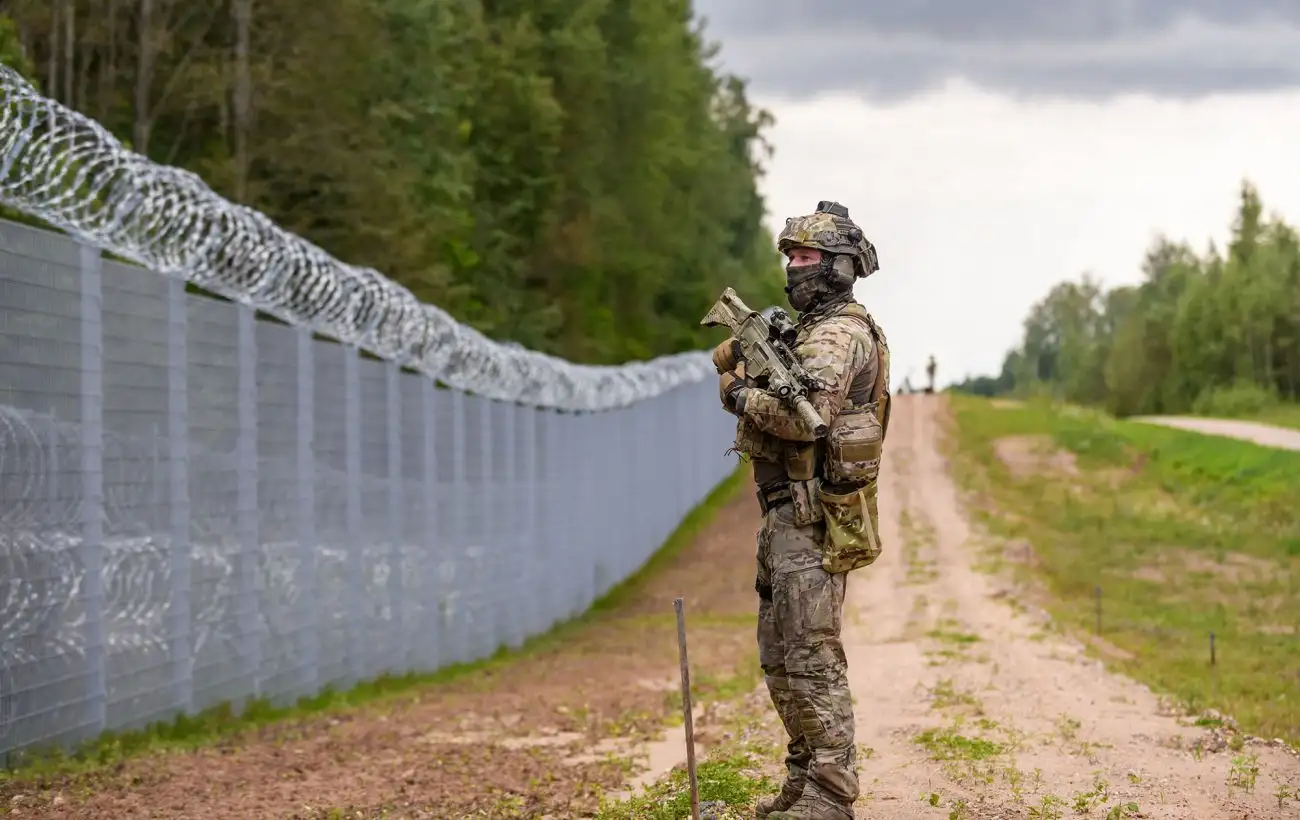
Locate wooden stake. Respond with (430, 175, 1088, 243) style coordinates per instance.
(674, 597, 701, 820)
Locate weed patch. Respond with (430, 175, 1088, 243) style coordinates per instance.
(914, 724, 1005, 762)
(597, 686, 778, 820)
(595, 753, 773, 820)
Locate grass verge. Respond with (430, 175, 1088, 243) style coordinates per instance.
(0, 464, 751, 781)
(594, 685, 778, 820)
(944, 394, 1300, 745)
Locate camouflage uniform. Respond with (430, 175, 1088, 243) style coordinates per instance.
(714, 202, 891, 820)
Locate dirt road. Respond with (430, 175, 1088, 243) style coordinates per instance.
(804, 394, 1299, 818)
(1129, 415, 1300, 451)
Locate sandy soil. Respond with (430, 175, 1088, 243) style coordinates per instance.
(1129, 416, 1300, 451)
(784, 394, 1299, 819)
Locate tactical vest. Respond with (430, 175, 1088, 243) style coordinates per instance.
(733, 301, 891, 487)
(784, 303, 889, 488)
(834, 303, 892, 444)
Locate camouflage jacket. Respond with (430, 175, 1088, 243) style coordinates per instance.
(739, 300, 881, 446)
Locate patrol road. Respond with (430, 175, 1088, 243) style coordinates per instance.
(1128, 415, 1300, 451)
(783, 393, 1300, 819)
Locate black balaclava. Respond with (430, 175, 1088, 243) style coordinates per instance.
(785, 253, 856, 317)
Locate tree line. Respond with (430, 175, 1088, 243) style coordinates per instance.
(952, 182, 1300, 418)
(0, 0, 785, 365)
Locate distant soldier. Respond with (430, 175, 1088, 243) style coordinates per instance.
(925, 355, 936, 394)
(711, 201, 891, 820)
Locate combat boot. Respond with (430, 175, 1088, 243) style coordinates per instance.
(765, 780, 853, 820)
(754, 769, 805, 819)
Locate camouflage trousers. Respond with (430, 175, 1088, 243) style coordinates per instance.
(755, 501, 858, 806)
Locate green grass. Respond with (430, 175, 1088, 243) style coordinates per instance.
(594, 751, 774, 820)
(0, 464, 751, 779)
(946, 395, 1300, 745)
(914, 725, 1005, 762)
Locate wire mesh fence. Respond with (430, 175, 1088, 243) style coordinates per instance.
(0, 216, 737, 762)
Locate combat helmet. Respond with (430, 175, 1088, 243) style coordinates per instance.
(777, 200, 879, 281)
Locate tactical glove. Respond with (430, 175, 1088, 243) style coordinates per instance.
(711, 337, 743, 374)
(718, 368, 749, 415)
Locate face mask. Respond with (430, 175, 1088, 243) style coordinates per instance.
(785, 263, 822, 312)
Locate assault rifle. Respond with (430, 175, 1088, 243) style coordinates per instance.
(700, 286, 829, 438)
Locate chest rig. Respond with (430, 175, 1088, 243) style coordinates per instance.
(742, 302, 892, 515)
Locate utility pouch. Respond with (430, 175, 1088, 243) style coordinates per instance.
(816, 481, 882, 574)
(789, 477, 823, 527)
(734, 417, 784, 462)
(823, 407, 883, 486)
(784, 441, 817, 481)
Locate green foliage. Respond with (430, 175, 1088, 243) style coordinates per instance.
(949, 394, 1300, 743)
(952, 182, 1300, 426)
(1190, 380, 1278, 418)
(596, 752, 772, 819)
(0, 15, 34, 79)
(2, 0, 782, 364)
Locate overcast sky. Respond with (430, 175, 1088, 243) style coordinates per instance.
(691, 0, 1300, 389)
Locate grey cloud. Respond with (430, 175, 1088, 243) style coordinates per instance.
(693, 0, 1300, 99)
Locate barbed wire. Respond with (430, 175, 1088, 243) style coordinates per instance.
(0, 66, 714, 411)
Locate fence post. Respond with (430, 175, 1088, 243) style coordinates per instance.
(296, 327, 318, 697)
(386, 363, 405, 673)
(620, 406, 635, 580)
(564, 411, 580, 616)
(581, 411, 596, 610)
(344, 346, 364, 683)
(705, 383, 716, 490)
(501, 401, 520, 649)
(521, 403, 539, 642)
(681, 384, 691, 519)
(420, 379, 439, 670)
(236, 305, 262, 700)
(166, 278, 193, 716)
(477, 398, 494, 658)
(608, 410, 624, 584)
(636, 400, 650, 562)
(536, 408, 554, 628)
(78, 242, 106, 742)
(449, 388, 467, 664)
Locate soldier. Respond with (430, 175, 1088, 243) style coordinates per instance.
(925, 355, 936, 394)
(711, 201, 891, 819)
